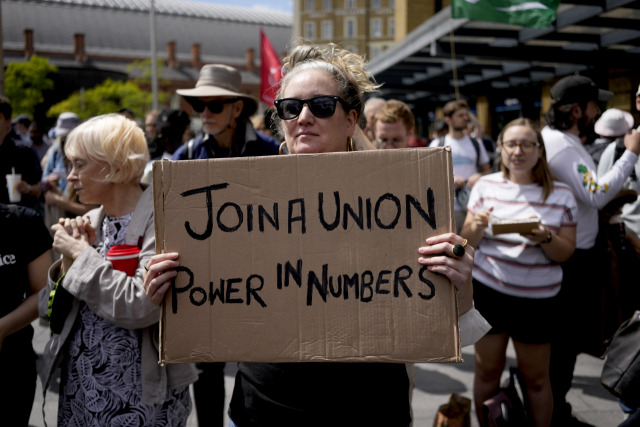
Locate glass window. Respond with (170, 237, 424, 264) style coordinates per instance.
(306, 0, 314, 12)
(371, 18, 381, 38)
(323, 0, 332, 11)
(345, 0, 355, 9)
(372, 0, 380, 8)
(305, 22, 316, 39)
(388, 17, 395, 37)
(322, 21, 333, 40)
(345, 18, 356, 38)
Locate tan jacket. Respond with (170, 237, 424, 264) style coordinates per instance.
(37, 185, 197, 407)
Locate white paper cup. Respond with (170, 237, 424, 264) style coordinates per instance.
(6, 173, 22, 203)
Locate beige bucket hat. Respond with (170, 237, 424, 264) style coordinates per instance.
(177, 64, 258, 117)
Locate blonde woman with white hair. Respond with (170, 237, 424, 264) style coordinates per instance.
(38, 113, 197, 426)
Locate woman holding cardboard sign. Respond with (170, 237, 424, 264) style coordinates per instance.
(145, 43, 489, 427)
(461, 118, 577, 427)
(37, 114, 197, 426)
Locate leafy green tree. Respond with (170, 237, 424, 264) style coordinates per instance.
(127, 58, 170, 86)
(47, 78, 170, 120)
(5, 56, 58, 117)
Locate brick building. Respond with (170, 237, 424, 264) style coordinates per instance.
(1, 0, 292, 120)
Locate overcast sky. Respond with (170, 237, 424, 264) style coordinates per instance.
(188, 0, 293, 14)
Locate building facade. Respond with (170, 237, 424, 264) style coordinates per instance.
(293, 0, 449, 59)
(293, 0, 395, 60)
(1, 0, 292, 121)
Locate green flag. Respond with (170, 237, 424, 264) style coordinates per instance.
(451, 0, 560, 28)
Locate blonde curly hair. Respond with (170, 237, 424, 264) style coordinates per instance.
(274, 43, 381, 131)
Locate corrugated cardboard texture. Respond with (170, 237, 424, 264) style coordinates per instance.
(154, 148, 461, 364)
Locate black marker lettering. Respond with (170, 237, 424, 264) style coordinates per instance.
(394, 266, 413, 298)
(343, 196, 364, 230)
(406, 188, 436, 229)
(288, 199, 306, 234)
(307, 264, 329, 306)
(360, 270, 374, 302)
(171, 266, 194, 314)
(209, 279, 225, 305)
(225, 277, 243, 304)
(217, 202, 243, 232)
(374, 193, 401, 230)
(258, 204, 279, 232)
(181, 183, 229, 240)
(318, 192, 340, 231)
(246, 274, 267, 307)
(375, 269, 391, 295)
(343, 273, 359, 300)
(417, 265, 436, 300)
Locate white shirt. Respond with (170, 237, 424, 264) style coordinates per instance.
(468, 173, 577, 299)
(141, 151, 173, 185)
(598, 141, 640, 237)
(542, 126, 638, 249)
(429, 135, 490, 211)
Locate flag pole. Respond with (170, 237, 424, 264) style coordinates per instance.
(449, 23, 460, 101)
(0, 1, 4, 96)
(150, 0, 159, 110)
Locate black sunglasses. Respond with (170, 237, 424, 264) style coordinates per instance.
(188, 98, 238, 114)
(274, 95, 351, 120)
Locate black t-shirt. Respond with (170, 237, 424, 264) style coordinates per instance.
(0, 204, 52, 358)
(0, 137, 43, 209)
(229, 362, 411, 427)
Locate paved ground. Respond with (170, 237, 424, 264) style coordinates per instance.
(29, 319, 624, 427)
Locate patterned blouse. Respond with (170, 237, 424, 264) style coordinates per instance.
(58, 214, 192, 426)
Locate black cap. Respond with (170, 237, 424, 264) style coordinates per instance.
(156, 109, 190, 137)
(550, 75, 613, 106)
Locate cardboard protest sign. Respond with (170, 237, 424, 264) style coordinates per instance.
(153, 147, 460, 364)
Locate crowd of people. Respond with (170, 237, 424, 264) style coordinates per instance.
(1, 41, 639, 427)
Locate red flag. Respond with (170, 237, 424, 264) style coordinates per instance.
(260, 28, 282, 106)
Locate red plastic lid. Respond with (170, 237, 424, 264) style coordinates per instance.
(106, 244, 141, 259)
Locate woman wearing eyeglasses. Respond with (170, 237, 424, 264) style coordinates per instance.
(145, 43, 490, 427)
(461, 118, 577, 427)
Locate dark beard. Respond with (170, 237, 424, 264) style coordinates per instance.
(578, 114, 598, 145)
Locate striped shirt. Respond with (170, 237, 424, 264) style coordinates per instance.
(468, 173, 577, 299)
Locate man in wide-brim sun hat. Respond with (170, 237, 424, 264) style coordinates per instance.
(172, 64, 279, 160)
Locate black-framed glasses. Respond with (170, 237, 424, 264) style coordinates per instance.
(188, 98, 238, 114)
(501, 139, 541, 153)
(274, 95, 351, 120)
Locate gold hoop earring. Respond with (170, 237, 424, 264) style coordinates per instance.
(279, 141, 289, 155)
(347, 136, 355, 152)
